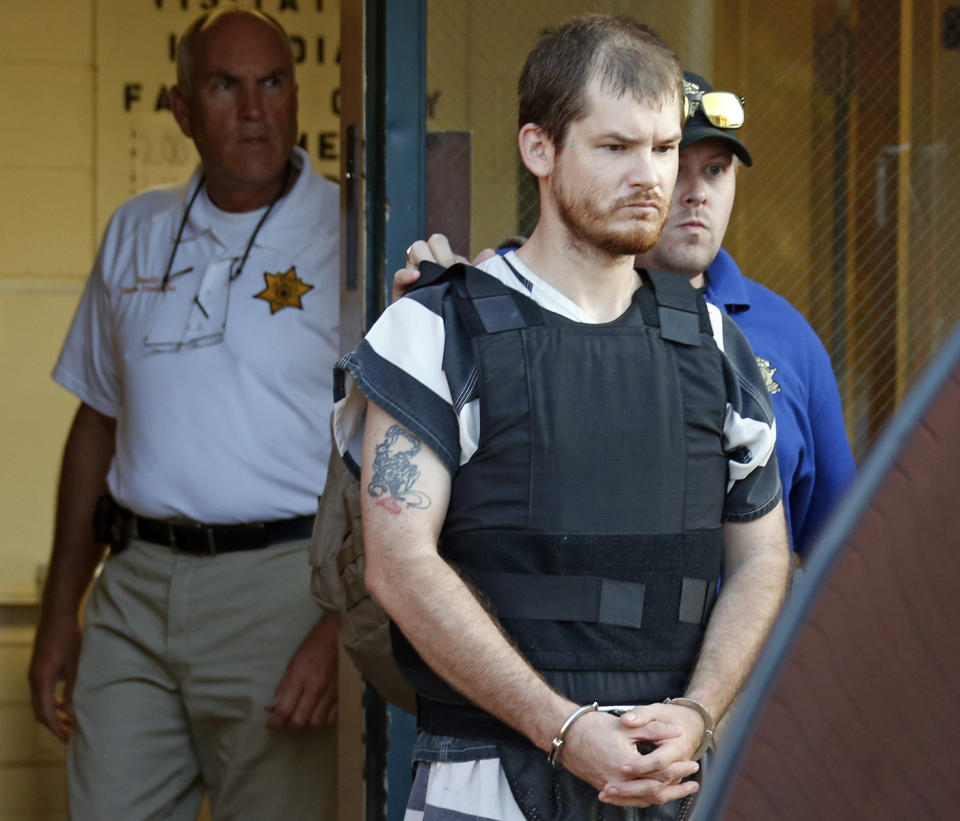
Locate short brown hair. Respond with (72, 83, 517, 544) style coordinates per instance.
(517, 14, 682, 147)
(175, 8, 294, 94)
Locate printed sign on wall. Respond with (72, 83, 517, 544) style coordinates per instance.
(95, 0, 340, 235)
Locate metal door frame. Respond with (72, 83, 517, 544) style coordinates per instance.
(340, 1, 426, 818)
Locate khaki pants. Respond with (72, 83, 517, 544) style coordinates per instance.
(68, 537, 336, 820)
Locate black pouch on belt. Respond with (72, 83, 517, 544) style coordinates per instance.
(93, 494, 131, 554)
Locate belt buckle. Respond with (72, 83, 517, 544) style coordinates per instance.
(203, 526, 217, 556)
(169, 521, 217, 555)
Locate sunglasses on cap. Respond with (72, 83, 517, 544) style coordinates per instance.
(683, 90, 746, 129)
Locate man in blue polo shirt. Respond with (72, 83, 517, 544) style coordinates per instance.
(635, 71, 856, 554)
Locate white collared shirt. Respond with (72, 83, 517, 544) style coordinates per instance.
(55, 147, 340, 522)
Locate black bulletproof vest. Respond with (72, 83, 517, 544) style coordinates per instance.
(394, 263, 729, 744)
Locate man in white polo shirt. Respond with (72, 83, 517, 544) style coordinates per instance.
(28, 9, 338, 819)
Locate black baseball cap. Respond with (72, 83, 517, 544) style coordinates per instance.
(680, 71, 753, 167)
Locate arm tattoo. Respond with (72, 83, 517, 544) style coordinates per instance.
(368, 424, 432, 515)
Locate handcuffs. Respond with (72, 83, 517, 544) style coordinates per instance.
(548, 697, 715, 767)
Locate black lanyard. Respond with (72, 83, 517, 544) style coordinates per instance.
(160, 162, 292, 291)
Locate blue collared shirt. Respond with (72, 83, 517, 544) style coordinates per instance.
(704, 248, 856, 553)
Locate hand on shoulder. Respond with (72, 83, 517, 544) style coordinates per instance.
(391, 233, 495, 303)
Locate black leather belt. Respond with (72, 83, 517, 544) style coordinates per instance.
(123, 508, 314, 555)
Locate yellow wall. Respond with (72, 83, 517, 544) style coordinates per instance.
(0, 608, 68, 820)
(1, 0, 94, 809)
(0, 0, 95, 606)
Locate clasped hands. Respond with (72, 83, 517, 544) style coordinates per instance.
(558, 701, 707, 808)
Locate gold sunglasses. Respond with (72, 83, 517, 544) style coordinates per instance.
(683, 90, 746, 129)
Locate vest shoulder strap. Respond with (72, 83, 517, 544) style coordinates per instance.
(404, 259, 449, 292)
(406, 261, 543, 335)
(641, 268, 713, 346)
(448, 264, 545, 337)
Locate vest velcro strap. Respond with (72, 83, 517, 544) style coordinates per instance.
(659, 306, 703, 346)
(464, 265, 545, 332)
(646, 268, 700, 310)
(679, 576, 718, 625)
(468, 570, 645, 629)
(644, 268, 706, 346)
(449, 264, 546, 336)
(473, 294, 529, 333)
